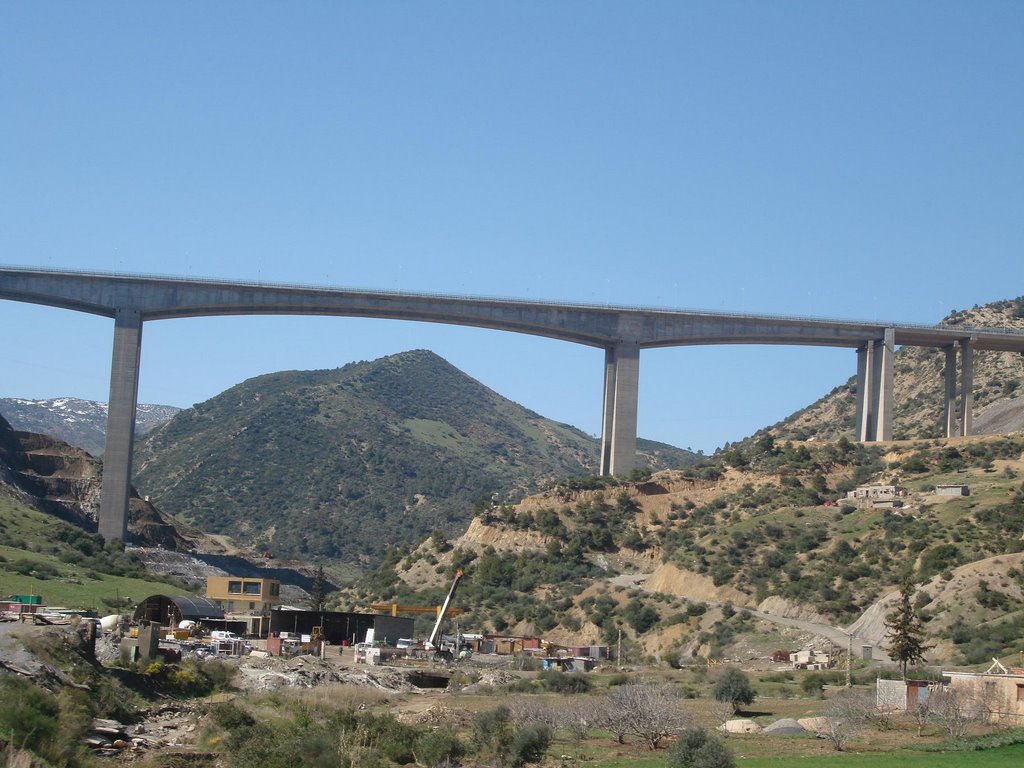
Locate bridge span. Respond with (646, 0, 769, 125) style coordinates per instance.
(3, 266, 1024, 542)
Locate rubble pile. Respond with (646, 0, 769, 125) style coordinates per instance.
(455, 670, 520, 692)
(401, 703, 475, 727)
(233, 654, 419, 692)
(83, 705, 199, 756)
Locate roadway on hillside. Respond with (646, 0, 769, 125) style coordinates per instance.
(609, 573, 890, 661)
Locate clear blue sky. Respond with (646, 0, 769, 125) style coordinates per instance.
(1, 2, 1022, 453)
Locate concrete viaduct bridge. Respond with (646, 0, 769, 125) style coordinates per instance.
(3, 266, 1024, 543)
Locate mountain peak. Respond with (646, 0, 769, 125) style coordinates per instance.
(133, 350, 697, 566)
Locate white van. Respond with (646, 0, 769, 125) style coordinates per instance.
(211, 630, 240, 641)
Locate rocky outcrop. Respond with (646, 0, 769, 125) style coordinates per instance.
(756, 596, 828, 625)
(0, 413, 190, 549)
(645, 562, 756, 607)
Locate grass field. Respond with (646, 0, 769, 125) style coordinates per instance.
(737, 743, 1024, 767)
(0, 490, 192, 611)
(592, 743, 1024, 768)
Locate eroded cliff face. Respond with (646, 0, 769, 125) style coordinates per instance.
(0, 413, 189, 549)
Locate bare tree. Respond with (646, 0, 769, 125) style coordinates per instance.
(907, 698, 932, 737)
(928, 684, 986, 738)
(558, 699, 594, 745)
(507, 697, 561, 731)
(821, 689, 871, 752)
(606, 683, 692, 750)
(590, 696, 629, 745)
(710, 699, 736, 728)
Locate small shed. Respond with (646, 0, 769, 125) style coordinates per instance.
(935, 484, 970, 497)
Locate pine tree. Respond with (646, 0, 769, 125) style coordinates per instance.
(885, 578, 931, 678)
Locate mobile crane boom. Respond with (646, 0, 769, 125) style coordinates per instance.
(426, 569, 463, 651)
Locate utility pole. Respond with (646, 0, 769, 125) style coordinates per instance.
(617, 628, 622, 670)
(846, 633, 853, 688)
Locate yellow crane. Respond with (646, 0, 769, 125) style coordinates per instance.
(369, 603, 465, 618)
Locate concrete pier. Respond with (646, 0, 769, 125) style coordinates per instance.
(854, 346, 868, 441)
(854, 333, 893, 442)
(599, 343, 640, 476)
(856, 341, 881, 441)
(600, 350, 617, 475)
(961, 338, 974, 436)
(98, 310, 143, 542)
(944, 346, 958, 437)
(876, 328, 895, 441)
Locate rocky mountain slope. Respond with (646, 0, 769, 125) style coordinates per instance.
(764, 297, 1024, 443)
(133, 350, 698, 566)
(0, 412, 193, 549)
(0, 397, 179, 456)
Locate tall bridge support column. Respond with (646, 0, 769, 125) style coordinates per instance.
(943, 346, 959, 437)
(960, 338, 974, 437)
(856, 342, 875, 441)
(855, 329, 894, 442)
(599, 342, 639, 476)
(599, 350, 617, 475)
(854, 345, 868, 440)
(99, 309, 143, 543)
(875, 328, 895, 441)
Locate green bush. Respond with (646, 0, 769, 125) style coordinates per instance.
(505, 723, 552, 768)
(472, 706, 513, 759)
(206, 700, 255, 733)
(357, 713, 418, 763)
(0, 676, 90, 766)
(538, 670, 592, 694)
(668, 727, 735, 768)
(415, 727, 466, 768)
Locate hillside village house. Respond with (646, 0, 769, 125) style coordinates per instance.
(846, 485, 907, 501)
(877, 661, 1024, 724)
(944, 661, 1024, 724)
(206, 576, 281, 636)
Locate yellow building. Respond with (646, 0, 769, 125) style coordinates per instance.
(205, 576, 281, 635)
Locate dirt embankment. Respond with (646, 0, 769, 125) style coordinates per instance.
(645, 562, 756, 607)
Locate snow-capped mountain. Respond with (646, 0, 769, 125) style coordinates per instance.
(0, 397, 179, 456)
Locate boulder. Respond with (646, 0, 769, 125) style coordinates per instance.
(763, 718, 807, 735)
(718, 719, 762, 734)
(797, 716, 830, 733)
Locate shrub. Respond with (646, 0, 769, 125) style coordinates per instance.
(358, 713, 418, 763)
(505, 723, 551, 768)
(0, 676, 76, 765)
(538, 670, 592, 694)
(472, 706, 513, 759)
(415, 727, 465, 768)
(668, 727, 735, 768)
(206, 700, 255, 733)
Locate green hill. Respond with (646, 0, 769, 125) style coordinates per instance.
(133, 350, 698, 565)
(348, 435, 1024, 665)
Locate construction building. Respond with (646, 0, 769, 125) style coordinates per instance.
(205, 576, 281, 636)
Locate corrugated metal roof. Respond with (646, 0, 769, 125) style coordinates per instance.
(137, 594, 225, 620)
(168, 595, 224, 619)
